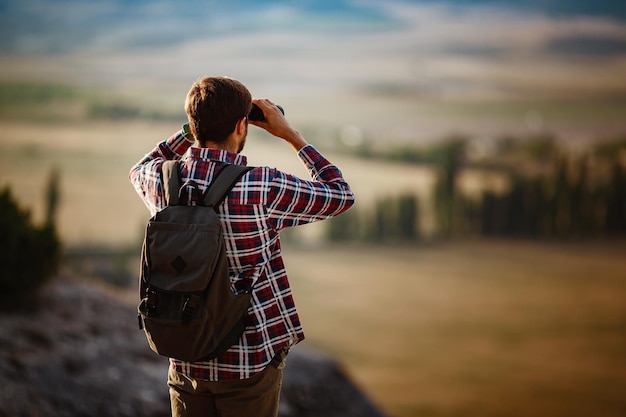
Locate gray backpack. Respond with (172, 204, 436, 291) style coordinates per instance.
(138, 161, 253, 362)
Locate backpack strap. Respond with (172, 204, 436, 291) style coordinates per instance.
(162, 161, 252, 207)
(203, 165, 253, 208)
(161, 161, 181, 206)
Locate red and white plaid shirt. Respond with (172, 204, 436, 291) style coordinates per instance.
(129, 129, 355, 380)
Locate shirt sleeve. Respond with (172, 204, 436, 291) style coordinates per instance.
(128, 129, 192, 216)
(266, 144, 355, 229)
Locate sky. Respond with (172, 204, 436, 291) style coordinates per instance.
(0, 0, 625, 142)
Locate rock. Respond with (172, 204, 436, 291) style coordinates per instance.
(0, 277, 170, 417)
(280, 347, 387, 417)
(0, 277, 386, 417)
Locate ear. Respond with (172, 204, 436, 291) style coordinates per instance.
(235, 117, 248, 137)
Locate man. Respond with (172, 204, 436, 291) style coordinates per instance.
(129, 76, 355, 417)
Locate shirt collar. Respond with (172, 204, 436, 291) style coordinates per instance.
(187, 146, 248, 166)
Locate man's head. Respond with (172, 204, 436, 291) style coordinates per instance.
(185, 76, 252, 149)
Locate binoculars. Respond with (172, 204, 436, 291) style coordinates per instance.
(248, 104, 284, 122)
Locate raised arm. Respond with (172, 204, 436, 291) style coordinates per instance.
(128, 128, 192, 215)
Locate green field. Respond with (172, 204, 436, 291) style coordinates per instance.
(283, 241, 626, 417)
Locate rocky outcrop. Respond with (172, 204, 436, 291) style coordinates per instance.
(279, 346, 387, 417)
(0, 278, 386, 417)
(0, 278, 170, 417)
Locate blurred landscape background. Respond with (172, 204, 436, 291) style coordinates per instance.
(1, 0, 625, 416)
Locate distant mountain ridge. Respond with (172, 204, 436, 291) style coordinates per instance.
(0, 0, 388, 53)
(1, 0, 625, 54)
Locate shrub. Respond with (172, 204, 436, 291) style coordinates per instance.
(0, 187, 61, 296)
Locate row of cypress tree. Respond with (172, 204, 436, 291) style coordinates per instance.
(326, 136, 626, 242)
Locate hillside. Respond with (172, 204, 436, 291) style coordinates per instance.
(0, 275, 386, 417)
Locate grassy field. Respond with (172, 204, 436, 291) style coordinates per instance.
(282, 240, 626, 417)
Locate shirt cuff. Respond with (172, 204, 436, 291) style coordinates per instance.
(182, 123, 195, 143)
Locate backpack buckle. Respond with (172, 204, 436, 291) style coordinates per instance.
(145, 287, 158, 314)
(179, 180, 202, 206)
(181, 295, 200, 325)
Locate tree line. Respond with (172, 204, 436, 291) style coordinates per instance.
(326, 134, 626, 242)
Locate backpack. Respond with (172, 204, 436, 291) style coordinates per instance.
(137, 161, 253, 362)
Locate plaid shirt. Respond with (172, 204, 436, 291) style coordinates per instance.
(129, 129, 354, 380)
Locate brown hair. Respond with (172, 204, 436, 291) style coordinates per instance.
(184, 76, 252, 144)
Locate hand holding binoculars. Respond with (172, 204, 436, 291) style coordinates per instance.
(248, 103, 284, 122)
